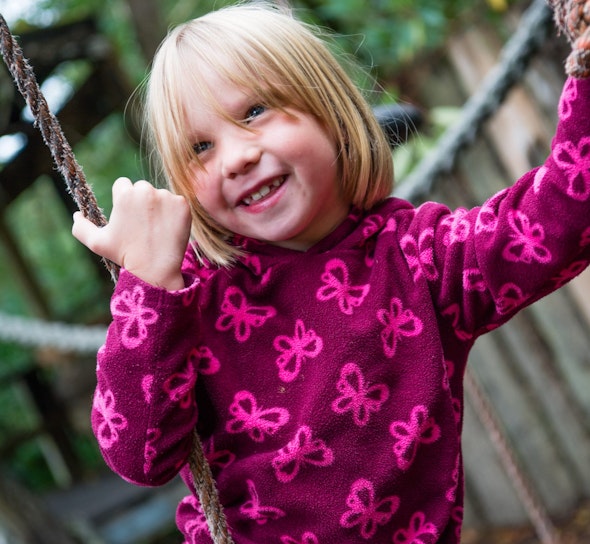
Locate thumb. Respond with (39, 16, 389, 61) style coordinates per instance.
(72, 211, 109, 258)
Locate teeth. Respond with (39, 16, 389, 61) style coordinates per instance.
(242, 178, 283, 206)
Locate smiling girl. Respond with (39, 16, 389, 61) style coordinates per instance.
(73, 2, 590, 543)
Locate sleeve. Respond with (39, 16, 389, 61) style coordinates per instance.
(402, 76, 590, 339)
(91, 266, 202, 486)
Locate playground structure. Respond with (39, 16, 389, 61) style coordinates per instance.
(0, 1, 590, 542)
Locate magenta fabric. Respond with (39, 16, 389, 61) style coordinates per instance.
(91, 77, 590, 543)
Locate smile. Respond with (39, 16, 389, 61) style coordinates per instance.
(241, 177, 285, 206)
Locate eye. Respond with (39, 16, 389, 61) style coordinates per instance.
(193, 141, 212, 155)
(244, 104, 266, 123)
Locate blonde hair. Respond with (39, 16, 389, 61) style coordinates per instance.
(144, 1, 394, 266)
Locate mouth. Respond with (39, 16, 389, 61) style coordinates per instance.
(241, 176, 285, 207)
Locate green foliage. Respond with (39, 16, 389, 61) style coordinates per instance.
(0, 0, 520, 497)
(294, 0, 515, 78)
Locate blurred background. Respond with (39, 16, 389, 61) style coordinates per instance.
(0, 0, 589, 542)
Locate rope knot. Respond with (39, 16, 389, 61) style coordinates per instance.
(549, 0, 590, 77)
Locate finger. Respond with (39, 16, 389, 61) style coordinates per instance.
(72, 212, 111, 259)
(111, 177, 133, 204)
(72, 211, 96, 244)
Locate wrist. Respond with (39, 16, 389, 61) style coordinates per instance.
(125, 265, 185, 291)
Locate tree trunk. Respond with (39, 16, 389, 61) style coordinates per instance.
(125, 0, 166, 62)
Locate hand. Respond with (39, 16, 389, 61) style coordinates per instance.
(72, 177, 192, 290)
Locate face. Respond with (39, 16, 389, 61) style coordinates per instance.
(183, 69, 350, 252)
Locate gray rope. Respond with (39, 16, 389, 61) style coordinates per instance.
(0, 13, 234, 543)
(0, 12, 119, 282)
(0, 3, 579, 543)
(0, 310, 106, 353)
(464, 371, 562, 544)
(0, 0, 554, 356)
(394, 0, 554, 201)
(395, 2, 564, 541)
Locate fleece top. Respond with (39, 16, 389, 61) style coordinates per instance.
(92, 76, 590, 544)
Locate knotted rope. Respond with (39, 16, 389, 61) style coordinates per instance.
(549, 0, 590, 76)
(0, 17, 117, 282)
(0, 14, 234, 544)
(1, 2, 589, 543)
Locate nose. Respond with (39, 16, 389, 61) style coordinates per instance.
(220, 134, 262, 179)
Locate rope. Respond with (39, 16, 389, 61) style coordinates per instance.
(394, 0, 590, 540)
(394, 0, 554, 202)
(464, 370, 562, 544)
(0, 14, 118, 282)
(0, 13, 234, 543)
(549, 0, 590, 77)
(0, 2, 588, 542)
(0, 310, 105, 353)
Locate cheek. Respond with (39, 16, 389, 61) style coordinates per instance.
(189, 165, 214, 201)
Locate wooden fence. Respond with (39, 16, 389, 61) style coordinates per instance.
(402, 16, 590, 536)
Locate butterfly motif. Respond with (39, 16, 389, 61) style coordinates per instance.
(446, 453, 461, 503)
(377, 297, 423, 358)
(226, 391, 290, 443)
(553, 136, 590, 201)
(163, 359, 198, 409)
(272, 425, 334, 483)
(441, 208, 470, 246)
(462, 268, 486, 292)
(340, 478, 399, 539)
(475, 189, 507, 234)
(316, 259, 370, 315)
(389, 405, 441, 471)
(216, 286, 277, 342)
(188, 345, 221, 376)
(203, 438, 236, 471)
(178, 496, 210, 541)
(558, 77, 577, 121)
(240, 479, 285, 525)
(401, 229, 438, 282)
(441, 304, 472, 342)
(141, 374, 154, 404)
(280, 532, 319, 544)
(362, 214, 384, 238)
(273, 320, 323, 382)
(331, 363, 389, 426)
(93, 388, 128, 450)
(392, 511, 438, 544)
(552, 260, 588, 289)
(362, 214, 396, 237)
(503, 210, 552, 264)
(362, 215, 397, 268)
(242, 254, 273, 285)
(143, 427, 161, 474)
(111, 285, 159, 349)
(494, 282, 527, 315)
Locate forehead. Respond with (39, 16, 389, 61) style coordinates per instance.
(179, 63, 256, 134)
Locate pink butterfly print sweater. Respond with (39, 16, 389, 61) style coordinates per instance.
(93, 77, 590, 543)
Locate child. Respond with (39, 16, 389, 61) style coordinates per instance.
(72, 2, 590, 542)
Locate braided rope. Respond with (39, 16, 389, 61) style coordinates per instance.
(0, 310, 106, 353)
(1, 3, 588, 542)
(395, 0, 554, 202)
(0, 14, 234, 543)
(549, 0, 590, 76)
(464, 371, 562, 544)
(0, 15, 118, 282)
